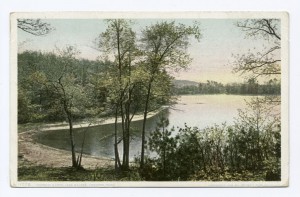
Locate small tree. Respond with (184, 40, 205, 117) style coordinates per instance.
(139, 21, 201, 168)
(148, 116, 177, 180)
(233, 97, 281, 173)
(43, 46, 87, 168)
(97, 19, 141, 170)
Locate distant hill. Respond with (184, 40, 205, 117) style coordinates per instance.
(173, 80, 199, 88)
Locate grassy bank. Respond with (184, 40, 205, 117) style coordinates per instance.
(18, 166, 143, 181)
(18, 159, 271, 182)
(18, 160, 142, 181)
(18, 165, 270, 182)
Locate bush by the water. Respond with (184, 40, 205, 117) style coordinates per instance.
(139, 98, 281, 181)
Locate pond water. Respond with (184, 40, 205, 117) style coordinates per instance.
(33, 95, 260, 160)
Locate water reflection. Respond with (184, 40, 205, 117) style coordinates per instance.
(34, 109, 168, 160)
(33, 95, 257, 160)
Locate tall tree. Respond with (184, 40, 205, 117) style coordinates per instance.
(139, 21, 201, 168)
(97, 19, 139, 170)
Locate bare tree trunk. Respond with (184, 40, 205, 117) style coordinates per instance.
(77, 123, 91, 168)
(121, 103, 131, 170)
(201, 149, 207, 172)
(66, 114, 77, 167)
(121, 103, 130, 170)
(140, 80, 153, 169)
(114, 106, 121, 172)
(125, 104, 130, 169)
(124, 89, 133, 170)
(162, 124, 166, 178)
(58, 76, 77, 168)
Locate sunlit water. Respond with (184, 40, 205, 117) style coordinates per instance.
(33, 95, 262, 160)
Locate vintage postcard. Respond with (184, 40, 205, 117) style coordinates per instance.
(10, 12, 289, 187)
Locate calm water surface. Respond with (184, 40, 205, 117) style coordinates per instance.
(34, 95, 259, 159)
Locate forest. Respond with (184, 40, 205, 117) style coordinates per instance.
(17, 19, 282, 181)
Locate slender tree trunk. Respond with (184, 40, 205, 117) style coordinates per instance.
(121, 104, 126, 168)
(125, 103, 130, 169)
(62, 95, 77, 168)
(120, 102, 130, 170)
(58, 77, 77, 168)
(121, 101, 131, 170)
(114, 21, 129, 170)
(77, 124, 90, 167)
(125, 86, 134, 169)
(162, 125, 166, 178)
(123, 116, 129, 169)
(67, 114, 77, 167)
(114, 105, 121, 171)
(201, 149, 207, 172)
(140, 79, 153, 169)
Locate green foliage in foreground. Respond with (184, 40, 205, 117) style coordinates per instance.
(139, 98, 281, 181)
(18, 164, 271, 182)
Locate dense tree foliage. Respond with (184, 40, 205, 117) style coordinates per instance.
(18, 48, 111, 168)
(18, 50, 109, 124)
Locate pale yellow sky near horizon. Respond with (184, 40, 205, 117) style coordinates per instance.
(18, 18, 280, 84)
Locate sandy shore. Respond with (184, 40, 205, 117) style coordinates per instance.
(18, 130, 114, 169)
(40, 108, 165, 131)
(18, 108, 165, 169)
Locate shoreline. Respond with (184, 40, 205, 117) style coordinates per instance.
(18, 130, 114, 169)
(20, 107, 167, 132)
(18, 107, 166, 169)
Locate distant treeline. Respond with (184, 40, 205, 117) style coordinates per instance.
(172, 79, 280, 95)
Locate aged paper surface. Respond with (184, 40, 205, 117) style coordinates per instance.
(10, 11, 289, 187)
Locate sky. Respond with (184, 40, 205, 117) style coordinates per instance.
(18, 18, 276, 83)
